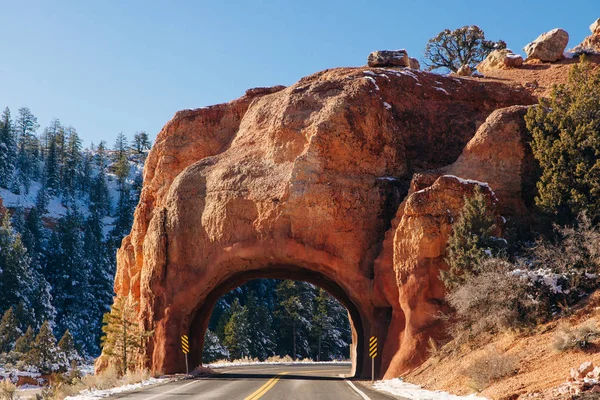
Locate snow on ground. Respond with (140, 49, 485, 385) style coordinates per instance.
(374, 378, 487, 400)
(207, 360, 351, 369)
(64, 377, 170, 400)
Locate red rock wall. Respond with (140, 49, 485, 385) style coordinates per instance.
(100, 66, 537, 378)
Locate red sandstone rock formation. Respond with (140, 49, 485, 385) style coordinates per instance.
(100, 66, 537, 378)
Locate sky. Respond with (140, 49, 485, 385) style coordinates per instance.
(0, 0, 597, 147)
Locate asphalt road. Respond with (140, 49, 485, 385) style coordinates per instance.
(110, 364, 401, 400)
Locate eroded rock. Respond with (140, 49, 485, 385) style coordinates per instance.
(572, 18, 600, 54)
(477, 49, 523, 72)
(524, 28, 569, 62)
(368, 50, 410, 67)
(99, 66, 536, 378)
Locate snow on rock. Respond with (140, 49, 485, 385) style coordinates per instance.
(64, 377, 170, 400)
(434, 87, 450, 95)
(373, 378, 488, 400)
(383, 102, 392, 110)
(364, 76, 380, 91)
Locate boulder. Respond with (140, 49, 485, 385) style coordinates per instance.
(576, 362, 594, 379)
(368, 50, 410, 67)
(477, 49, 523, 72)
(456, 64, 472, 76)
(591, 18, 600, 34)
(524, 28, 569, 61)
(572, 18, 600, 54)
(409, 57, 420, 70)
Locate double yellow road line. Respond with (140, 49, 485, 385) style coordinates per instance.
(244, 369, 332, 399)
(244, 372, 289, 400)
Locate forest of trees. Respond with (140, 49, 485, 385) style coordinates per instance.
(0, 105, 151, 362)
(203, 279, 352, 363)
(0, 105, 351, 370)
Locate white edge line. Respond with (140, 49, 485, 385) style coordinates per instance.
(342, 375, 371, 400)
(143, 379, 201, 400)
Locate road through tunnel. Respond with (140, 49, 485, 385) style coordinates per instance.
(185, 265, 392, 379)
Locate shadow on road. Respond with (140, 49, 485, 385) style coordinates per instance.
(200, 372, 345, 382)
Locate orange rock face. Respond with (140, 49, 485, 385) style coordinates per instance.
(101, 66, 537, 378)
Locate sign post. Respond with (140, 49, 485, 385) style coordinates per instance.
(181, 335, 190, 375)
(369, 336, 377, 383)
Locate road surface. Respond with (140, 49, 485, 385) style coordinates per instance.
(109, 364, 401, 400)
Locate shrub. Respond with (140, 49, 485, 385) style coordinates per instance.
(526, 57, 600, 223)
(553, 320, 600, 352)
(446, 258, 540, 342)
(464, 349, 519, 392)
(0, 379, 16, 400)
(423, 25, 506, 73)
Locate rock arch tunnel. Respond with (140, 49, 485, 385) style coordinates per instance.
(99, 66, 537, 379)
(187, 265, 392, 378)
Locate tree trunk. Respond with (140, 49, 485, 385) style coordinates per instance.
(292, 319, 297, 360)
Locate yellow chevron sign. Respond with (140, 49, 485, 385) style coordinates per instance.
(369, 336, 377, 358)
(181, 335, 190, 354)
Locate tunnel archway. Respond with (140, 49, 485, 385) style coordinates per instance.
(185, 264, 390, 378)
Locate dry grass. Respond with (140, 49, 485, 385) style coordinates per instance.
(553, 320, 600, 352)
(463, 349, 520, 392)
(0, 379, 17, 400)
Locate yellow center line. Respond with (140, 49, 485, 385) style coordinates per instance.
(244, 372, 289, 400)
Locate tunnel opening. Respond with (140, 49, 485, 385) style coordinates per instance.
(187, 264, 368, 377)
(202, 278, 352, 363)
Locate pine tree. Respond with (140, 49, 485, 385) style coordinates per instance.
(13, 326, 35, 354)
(62, 127, 82, 198)
(275, 281, 315, 359)
(223, 299, 250, 359)
(43, 132, 60, 194)
(15, 107, 40, 193)
(245, 291, 275, 360)
(443, 186, 502, 291)
(0, 308, 21, 353)
(27, 321, 68, 374)
(0, 214, 36, 321)
(202, 329, 229, 363)
(44, 206, 95, 353)
(100, 298, 150, 375)
(310, 289, 350, 361)
(0, 107, 17, 189)
(113, 133, 130, 186)
(132, 131, 151, 155)
(58, 329, 82, 364)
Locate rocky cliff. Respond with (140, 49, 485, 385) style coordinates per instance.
(101, 65, 538, 378)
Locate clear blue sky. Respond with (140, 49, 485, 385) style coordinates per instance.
(0, 0, 596, 146)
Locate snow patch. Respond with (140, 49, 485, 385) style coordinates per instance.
(434, 87, 450, 95)
(64, 377, 170, 400)
(383, 102, 392, 110)
(374, 378, 487, 399)
(377, 176, 396, 181)
(364, 76, 380, 91)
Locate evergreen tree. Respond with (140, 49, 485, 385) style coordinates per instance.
(310, 289, 351, 361)
(275, 281, 315, 359)
(0, 214, 35, 321)
(15, 107, 40, 193)
(27, 321, 68, 374)
(113, 132, 130, 186)
(100, 298, 150, 375)
(443, 186, 502, 291)
(44, 206, 95, 353)
(0, 308, 21, 353)
(0, 107, 17, 189)
(132, 131, 151, 154)
(13, 326, 35, 354)
(222, 299, 250, 359)
(526, 58, 600, 222)
(202, 329, 229, 363)
(62, 127, 82, 197)
(43, 132, 60, 194)
(245, 291, 276, 360)
(58, 329, 82, 364)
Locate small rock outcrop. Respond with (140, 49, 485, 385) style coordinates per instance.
(524, 28, 569, 61)
(456, 64, 472, 76)
(477, 49, 523, 72)
(572, 18, 600, 54)
(368, 50, 409, 67)
(409, 57, 420, 70)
